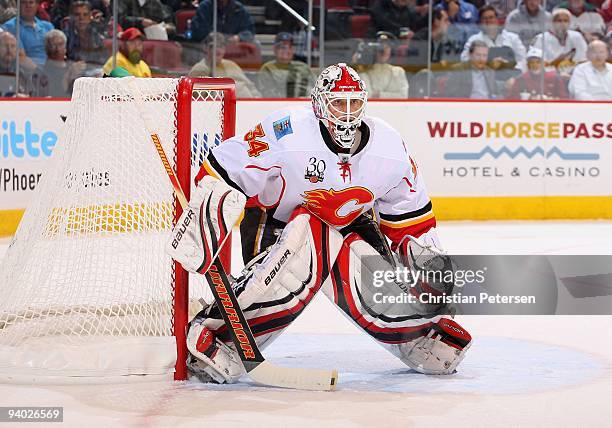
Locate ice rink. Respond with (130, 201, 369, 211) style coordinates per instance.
(1, 221, 611, 427)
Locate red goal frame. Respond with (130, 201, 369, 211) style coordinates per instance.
(174, 77, 237, 381)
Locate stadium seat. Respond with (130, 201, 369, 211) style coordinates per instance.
(350, 14, 371, 38)
(102, 39, 184, 72)
(143, 40, 183, 69)
(223, 42, 262, 70)
(103, 38, 113, 54)
(175, 9, 197, 36)
(351, 0, 371, 12)
(312, 0, 352, 8)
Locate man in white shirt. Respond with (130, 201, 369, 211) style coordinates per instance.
(568, 39, 612, 100)
(531, 8, 587, 73)
(462, 5, 527, 71)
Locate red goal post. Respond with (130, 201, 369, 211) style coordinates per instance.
(174, 77, 237, 380)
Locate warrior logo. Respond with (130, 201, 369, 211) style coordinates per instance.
(302, 187, 374, 227)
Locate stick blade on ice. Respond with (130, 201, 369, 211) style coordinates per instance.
(248, 362, 338, 391)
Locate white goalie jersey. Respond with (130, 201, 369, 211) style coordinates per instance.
(178, 65, 471, 384)
(198, 106, 437, 247)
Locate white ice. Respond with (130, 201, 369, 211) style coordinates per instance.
(1, 221, 611, 427)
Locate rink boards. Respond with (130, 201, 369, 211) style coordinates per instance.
(1, 98, 611, 236)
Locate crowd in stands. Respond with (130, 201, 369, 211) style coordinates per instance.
(0, 0, 609, 99)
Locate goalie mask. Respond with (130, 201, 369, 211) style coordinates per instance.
(311, 63, 367, 150)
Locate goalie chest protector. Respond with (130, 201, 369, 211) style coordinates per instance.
(207, 107, 430, 229)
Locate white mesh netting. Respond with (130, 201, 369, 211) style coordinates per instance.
(0, 77, 229, 380)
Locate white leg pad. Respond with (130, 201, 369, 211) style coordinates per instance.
(187, 210, 343, 383)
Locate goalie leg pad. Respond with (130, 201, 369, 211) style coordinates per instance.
(186, 322, 245, 384)
(323, 232, 433, 340)
(166, 175, 246, 274)
(187, 207, 343, 383)
(399, 317, 472, 375)
(322, 232, 471, 374)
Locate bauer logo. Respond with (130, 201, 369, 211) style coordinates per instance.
(172, 209, 196, 249)
(264, 249, 291, 285)
(0, 120, 58, 159)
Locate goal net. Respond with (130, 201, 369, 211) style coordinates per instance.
(0, 77, 236, 382)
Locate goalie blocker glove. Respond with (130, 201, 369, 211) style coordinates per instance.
(166, 175, 246, 274)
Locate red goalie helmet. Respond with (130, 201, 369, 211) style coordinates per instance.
(311, 63, 368, 150)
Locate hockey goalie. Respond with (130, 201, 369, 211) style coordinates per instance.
(168, 63, 472, 384)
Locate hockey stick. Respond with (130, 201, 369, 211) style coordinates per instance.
(131, 79, 337, 391)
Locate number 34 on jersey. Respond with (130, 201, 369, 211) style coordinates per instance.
(245, 124, 269, 158)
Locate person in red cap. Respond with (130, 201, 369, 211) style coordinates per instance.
(102, 27, 151, 77)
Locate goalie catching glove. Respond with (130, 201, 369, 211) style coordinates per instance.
(166, 175, 246, 274)
(397, 232, 455, 316)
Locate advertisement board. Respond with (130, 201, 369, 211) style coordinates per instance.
(1, 98, 610, 235)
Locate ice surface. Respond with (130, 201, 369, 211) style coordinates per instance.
(0, 221, 611, 427)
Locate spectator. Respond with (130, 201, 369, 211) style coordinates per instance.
(568, 39, 612, 99)
(462, 5, 527, 71)
(264, 0, 310, 62)
(557, 0, 606, 39)
(0, 0, 17, 24)
(50, 0, 112, 31)
(37, 0, 53, 22)
(507, 46, 569, 98)
(191, 0, 255, 43)
(189, 32, 260, 98)
(445, 40, 501, 97)
(0, 31, 17, 74)
(64, 1, 107, 67)
(40, 29, 86, 97)
(531, 8, 587, 73)
(102, 27, 151, 77)
(2, 0, 53, 67)
(162, 0, 192, 13)
(369, 0, 427, 38)
(442, 0, 479, 48)
(0, 31, 25, 95)
(257, 32, 313, 98)
(118, 0, 174, 36)
(486, 0, 518, 20)
(505, 0, 552, 48)
(435, 0, 479, 25)
(412, 9, 462, 70)
(359, 32, 409, 98)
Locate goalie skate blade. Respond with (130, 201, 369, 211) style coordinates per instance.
(247, 361, 338, 391)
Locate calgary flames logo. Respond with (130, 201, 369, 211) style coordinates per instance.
(302, 187, 374, 227)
